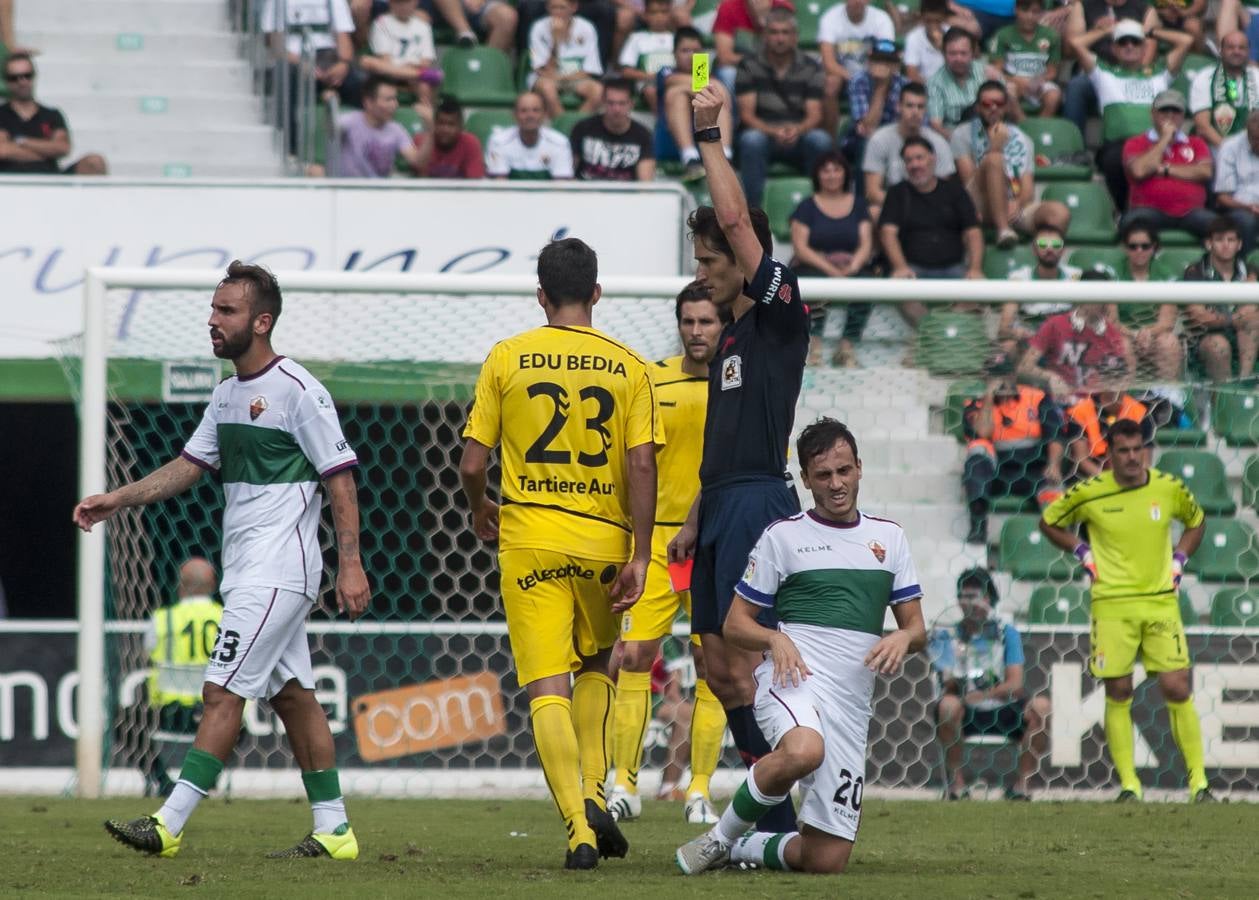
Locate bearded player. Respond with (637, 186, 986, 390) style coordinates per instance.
(75, 261, 370, 860)
(608, 282, 730, 826)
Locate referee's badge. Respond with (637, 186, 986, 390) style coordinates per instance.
(1150, 502, 1161, 521)
(721, 354, 743, 391)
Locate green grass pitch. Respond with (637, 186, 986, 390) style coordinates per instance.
(4, 797, 1256, 899)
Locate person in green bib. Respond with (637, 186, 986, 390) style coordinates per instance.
(138, 558, 223, 798)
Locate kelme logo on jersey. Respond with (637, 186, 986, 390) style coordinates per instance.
(249, 395, 268, 421)
(516, 563, 594, 591)
(868, 540, 886, 563)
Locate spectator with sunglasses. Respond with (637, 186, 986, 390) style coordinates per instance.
(1070, 17, 1193, 212)
(1062, 0, 1156, 138)
(0, 54, 107, 175)
(1120, 88, 1215, 240)
(1109, 222, 1184, 386)
(998, 224, 1081, 350)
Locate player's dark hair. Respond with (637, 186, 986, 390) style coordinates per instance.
(538, 237, 599, 307)
(674, 26, 703, 46)
(1119, 220, 1159, 247)
(796, 417, 859, 472)
(1207, 215, 1242, 241)
(673, 281, 731, 324)
(1108, 417, 1144, 445)
(942, 27, 976, 51)
(603, 77, 635, 99)
(901, 81, 927, 101)
(435, 94, 464, 121)
(220, 260, 282, 332)
(810, 150, 852, 193)
(900, 134, 934, 158)
(363, 75, 394, 102)
(957, 567, 999, 605)
(687, 205, 774, 263)
(3, 53, 34, 76)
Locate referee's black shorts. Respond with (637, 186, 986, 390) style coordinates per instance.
(690, 477, 800, 636)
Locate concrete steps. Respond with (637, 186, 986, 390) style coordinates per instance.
(37, 59, 253, 95)
(17, 1, 228, 32)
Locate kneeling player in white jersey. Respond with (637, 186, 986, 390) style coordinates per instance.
(74, 261, 370, 861)
(676, 417, 926, 875)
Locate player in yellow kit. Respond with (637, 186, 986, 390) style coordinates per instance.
(608, 282, 730, 826)
(1039, 419, 1213, 802)
(459, 237, 664, 870)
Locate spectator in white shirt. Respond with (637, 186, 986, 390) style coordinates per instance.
(904, 0, 981, 84)
(485, 90, 575, 178)
(264, 0, 364, 107)
(618, 0, 676, 111)
(818, 0, 896, 134)
(362, 0, 441, 113)
(1215, 111, 1259, 254)
(530, 0, 605, 118)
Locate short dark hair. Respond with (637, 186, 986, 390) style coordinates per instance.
(674, 280, 731, 324)
(957, 566, 999, 605)
(674, 25, 703, 46)
(1207, 215, 1242, 241)
(796, 417, 859, 472)
(901, 81, 927, 102)
(1015, 0, 1044, 10)
(810, 150, 851, 192)
(220, 260, 282, 332)
(766, 7, 796, 27)
(942, 27, 975, 51)
(900, 134, 934, 158)
(538, 238, 599, 306)
(1108, 417, 1144, 445)
(977, 80, 1008, 100)
(435, 94, 464, 122)
(602, 77, 634, 99)
(920, 0, 949, 14)
(687, 206, 774, 263)
(3, 52, 34, 75)
(363, 75, 395, 101)
(1035, 222, 1066, 241)
(1080, 269, 1112, 281)
(1119, 220, 1159, 247)
(644, 0, 671, 8)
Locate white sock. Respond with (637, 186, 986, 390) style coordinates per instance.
(312, 798, 348, 834)
(731, 830, 798, 870)
(157, 780, 206, 836)
(681, 147, 700, 164)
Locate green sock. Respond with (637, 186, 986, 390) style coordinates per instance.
(178, 748, 224, 793)
(302, 769, 343, 803)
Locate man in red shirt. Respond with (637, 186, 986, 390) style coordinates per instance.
(1120, 89, 1214, 239)
(711, 0, 795, 95)
(412, 96, 485, 179)
(1018, 273, 1135, 403)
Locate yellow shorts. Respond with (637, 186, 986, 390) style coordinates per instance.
(499, 548, 622, 686)
(620, 528, 700, 646)
(1089, 614, 1190, 678)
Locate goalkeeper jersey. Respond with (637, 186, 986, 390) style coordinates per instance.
(182, 356, 358, 599)
(1042, 468, 1204, 618)
(464, 324, 665, 562)
(649, 356, 706, 526)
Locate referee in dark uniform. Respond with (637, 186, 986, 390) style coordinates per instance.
(668, 84, 810, 833)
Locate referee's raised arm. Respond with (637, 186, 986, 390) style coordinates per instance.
(693, 84, 765, 282)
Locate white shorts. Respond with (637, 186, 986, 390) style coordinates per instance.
(752, 624, 878, 841)
(204, 588, 315, 701)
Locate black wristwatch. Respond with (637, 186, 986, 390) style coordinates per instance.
(693, 126, 721, 144)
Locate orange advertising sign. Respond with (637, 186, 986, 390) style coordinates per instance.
(352, 672, 506, 762)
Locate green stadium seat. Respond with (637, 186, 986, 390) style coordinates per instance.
(795, 0, 825, 47)
(1067, 247, 1124, 279)
(1102, 104, 1152, 144)
(944, 378, 985, 441)
(1179, 588, 1198, 626)
(1242, 455, 1259, 510)
(551, 111, 586, 136)
(1021, 117, 1092, 181)
(464, 109, 515, 148)
(1213, 387, 1259, 448)
(1186, 519, 1259, 582)
(982, 244, 1035, 280)
(1157, 449, 1236, 516)
(393, 107, 424, 137)
(1028, 583, 1090, 625)
(764, 177, 812, 241)
(998, 515, 1077, 581)
(1210, 587, 1259, 627)
(441, 47, 518, 106)
(1159, 229, 1200, 247)
(1154, 247, 1201, 277)
(992, 494, 1037, 513)
(1182, 52, 1217, 81)
(1040, 181, 1116, 245)
(916, 311, 990, 377)
(1155, 425, 1208, 447)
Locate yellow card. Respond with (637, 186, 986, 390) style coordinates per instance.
(691, 52, 710, 92)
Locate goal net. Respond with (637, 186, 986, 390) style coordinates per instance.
(70, 268, 1259, 802)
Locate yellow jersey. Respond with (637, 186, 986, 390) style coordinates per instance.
(650, 356, 707, 526)
(1042, 468, 1204, 619)
(464, 324, 665, 562)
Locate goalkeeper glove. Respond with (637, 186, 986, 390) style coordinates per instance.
(1172, 551, 1188, 589)
(1074, 542, 1097, 582)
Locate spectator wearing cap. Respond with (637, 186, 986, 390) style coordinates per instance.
(961, 354, 1065, 544)
(1062, 0, 1158, 138)
(843, 38, 912, 166)
(987, 0, 1062, 117)
(1069, 17, 1193, 212)
(1215, 110, 1259, 254)
(929, 567, 1051, 800)
(735, 7, 833, 207)
(818, 0, 897, 135)
(1064, 363, 1153, 480)
(1189, 30, 1259, 152)
(927, 27, 994, 139)
(1120, 88, 1215, 240)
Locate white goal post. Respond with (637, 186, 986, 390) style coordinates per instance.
(74, 267, 1259, 800)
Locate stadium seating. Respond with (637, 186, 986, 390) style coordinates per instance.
(1040, 182, 1117, 245)
(1028, 583, 1090, 625)
(943, 379, 984, 441)
(1157, 449, 1236, 516)
(1186, 519, 1259, 582)
(982, 244, 1035, 280)
(795, 0, 825, 47)
(998, 515, 1076, 581)
(1213, 387, 1259, 448)
(1242, 455, 1259, 511)
(1179, 589, 1198, 625)
(1066, 246, 1123, 278)
(1157, 229, 1200, 247)
(551, 111, 586, 136)
(1210, 587, 1259, 627)
(464, 109, 515, 147)
(441, 47, 518, 106)
(916, 311, 989, 377)
(1020, 117, 1091, 182)
(764, 177, 812, 241)
(1154, 247, 1201, 276)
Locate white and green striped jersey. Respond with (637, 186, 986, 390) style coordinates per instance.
(181, 356, 357, 599)
(735, 510, 922, 637)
